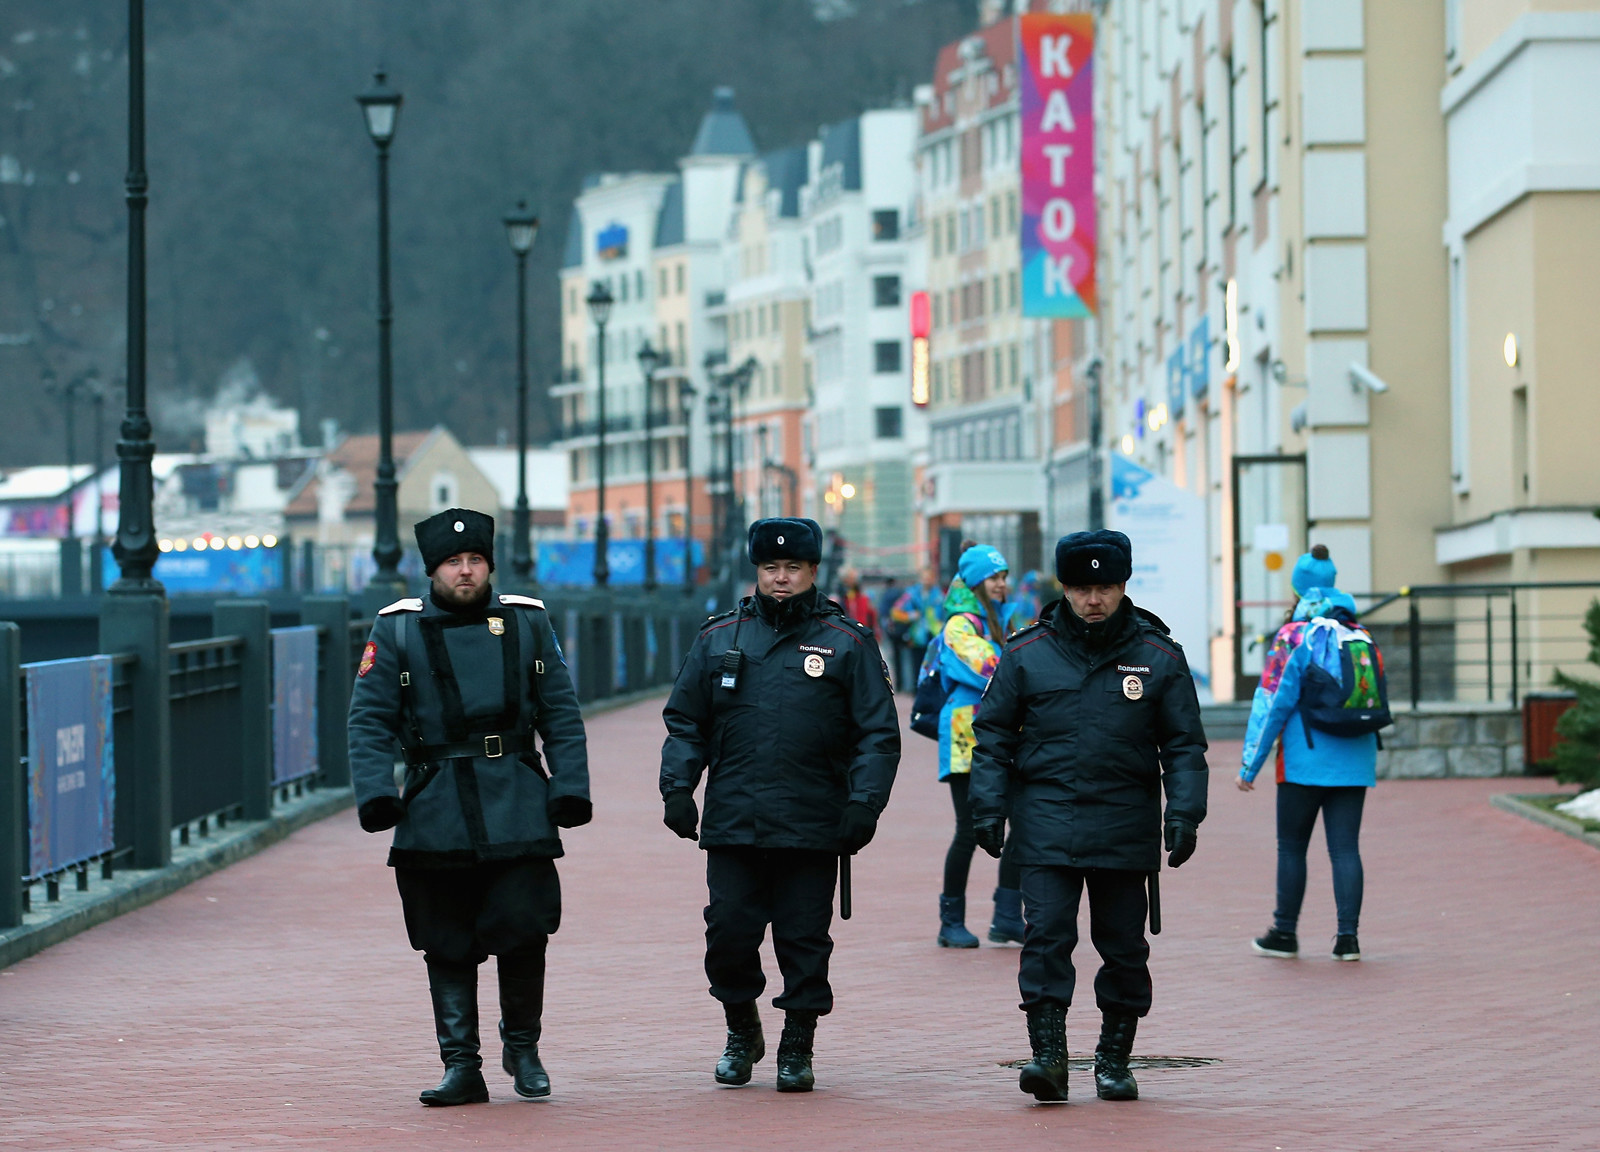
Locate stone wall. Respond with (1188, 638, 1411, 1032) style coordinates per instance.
(1376, 708, 1524, 779)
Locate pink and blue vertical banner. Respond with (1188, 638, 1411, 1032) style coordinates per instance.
(1019, 12, 1097, 318)
(25, 655, 115, 879)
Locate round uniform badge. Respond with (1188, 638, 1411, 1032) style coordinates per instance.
(1122, 674, 1144, 700)
(803, 653, 826, 678)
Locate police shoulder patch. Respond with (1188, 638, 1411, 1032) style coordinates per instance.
(498, 593, 545, 610)
(377, 597, 424, 616)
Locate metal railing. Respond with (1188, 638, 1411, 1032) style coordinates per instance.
(1358, 581, 1600, 709)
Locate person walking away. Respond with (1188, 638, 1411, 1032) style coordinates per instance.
(660, 518, 900, 1092)
(1239, 546, 1383, 962)
(934, 546, 1026, 949)
(878, 574, 910, 691)
(348, 508, 592, 1106)
(841, 569, 880, 638)
(891, 565, 945, 692)
(969, 530, 1208, 1104)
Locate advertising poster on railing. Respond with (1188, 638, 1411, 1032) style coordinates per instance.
(1109, 455, 1210, 692)
(271, 626, 319, 786)
(536, 539, 704, 587)
(1019, 11, 1096, 318)
(25, 655, 114, 879)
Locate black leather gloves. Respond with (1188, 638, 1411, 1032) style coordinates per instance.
(663, 790, 699, 841)
(1164, 817, 1197, 868)
(973, 818, 1005, 859)
(358, 795, 405, 833)
(837, 802, 879, 854)
(548, 795, 593, 829)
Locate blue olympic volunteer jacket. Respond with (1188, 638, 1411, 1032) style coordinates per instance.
(1240, 617, 1378, 788)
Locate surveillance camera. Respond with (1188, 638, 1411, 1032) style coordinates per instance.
(1348, 363, 1389, 394)
(1271, 360, 1288, 383)
(1290, 402, 1308, 434)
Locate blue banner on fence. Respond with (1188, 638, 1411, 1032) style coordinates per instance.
(103, 545, 285, 595)
(272, 626, 319, 785)
(25, 655, 114, 879)
(536, 538, 703, 587)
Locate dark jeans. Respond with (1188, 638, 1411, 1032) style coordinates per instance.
(395, 856, 560, 966)
(945, 774, 1021, 898)
(1274, 782, 1367, 937)
(1017, 866, 1151, 1016)
(704, 846, 837, 1015)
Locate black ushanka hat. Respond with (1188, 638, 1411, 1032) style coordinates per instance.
(1055, 529, 1132, 585)
(414, 507, 496, 574)
(747, 517, 823, 565)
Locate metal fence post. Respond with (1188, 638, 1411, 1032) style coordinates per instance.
(0, 622, 23, 929)
(215, 601, 271, 821)
(100, 594, 171, 869)
(301, 596, 352, 788)
(1407, 594, 1422, 711)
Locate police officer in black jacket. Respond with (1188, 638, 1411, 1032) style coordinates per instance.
(348, 508, 591, 1107)
(969, 529, 1207, 1104)
(660, 517, 900, 1093)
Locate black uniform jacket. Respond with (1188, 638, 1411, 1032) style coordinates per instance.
(660, 588, 900, 852)
(968, 597, 1208, 872)
(348, 588, 590, 867)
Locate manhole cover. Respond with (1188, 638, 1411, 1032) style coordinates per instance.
(1000, 1056, 1221, 1071)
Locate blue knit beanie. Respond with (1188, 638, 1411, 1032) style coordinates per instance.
(957, 545, 1008, 590)
(1291, 545, 1337, 596)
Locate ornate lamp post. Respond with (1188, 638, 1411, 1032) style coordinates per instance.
(356, 69, 405, 597)
(109, 0, 161, 595)
(585, 281, 615, 586)
(636, 339, 662, 591)
(678, 379, 698, 593)
(502, 200, 540, 585)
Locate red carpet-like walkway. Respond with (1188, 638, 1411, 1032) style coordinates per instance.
(1, 695, 1596, 1151)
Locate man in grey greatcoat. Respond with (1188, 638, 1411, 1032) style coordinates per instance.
(348, 508, 591, 1106)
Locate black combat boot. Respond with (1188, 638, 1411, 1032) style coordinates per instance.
(1018, 1004, 1070, 1102)
(774, 1010, 818, 1093)
(714, 1000, 765, 1085)
(419, 964, 490, 1106)
(498, 955, 550, 1099)
(1093, 1012, 1139, 1101)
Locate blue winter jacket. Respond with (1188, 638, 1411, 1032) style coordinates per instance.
(1241, 615, 1378, 789)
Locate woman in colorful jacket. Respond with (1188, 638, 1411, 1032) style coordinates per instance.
(935, 545, 1025, 949)
(1238, 547, 1377, 962)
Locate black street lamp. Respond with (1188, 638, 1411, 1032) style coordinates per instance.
(585, 281, 615, 586)
(637, 339, 662, 591)
(502, 199, 540, 585)
(90, 379, 106, 593)
(356, 69, 406, 597)
(109, 0, 161, 596)
(679, 379, 698, 593)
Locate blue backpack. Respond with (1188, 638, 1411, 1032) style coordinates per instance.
(909, 632, 951, 740)
(1298, 626, 1393, 745)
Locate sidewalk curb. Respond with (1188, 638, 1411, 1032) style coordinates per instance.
(1489, 793, 1600, 852)
(0, 787, 355, 971)
(0, 690, 670, 971)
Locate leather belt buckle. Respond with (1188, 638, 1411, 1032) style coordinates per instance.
(484, 734, 504, 759)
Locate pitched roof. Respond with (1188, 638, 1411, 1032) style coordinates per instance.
(819, 116, 862, 191)
(283, 430, 434, 519)
(561, 205, 584, 270)
(690, 86, 756, 157)
(762, 145, 810, 218)
(654, 177, 685, 247)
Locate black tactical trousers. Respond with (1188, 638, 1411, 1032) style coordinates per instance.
(395, 856, 560, 967)
(704, 846, 837, 1015)
(1017, 865, 1152, 1016)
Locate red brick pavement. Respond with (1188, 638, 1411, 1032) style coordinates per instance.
(1, 696, 1597, 1151)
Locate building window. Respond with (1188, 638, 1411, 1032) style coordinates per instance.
(1008, 270, 1019, 309)
(1007, 190, 1018, 233)
(676, 263, 686, 294)
(931, 220, 942, 259)
(872, 209, 900, 240)
(875, 406, 904, 439)
(636, 269, 646, 299)
(874, 341, 903, 373)
(873, 275, 902, 308)
(659, 268, 668, 296)
(945, 213, 957, 253)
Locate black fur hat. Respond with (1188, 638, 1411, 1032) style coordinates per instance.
(1055, 529, 1132, 586)
(747, 517, 823, 565)
(414, 508, 496, 574)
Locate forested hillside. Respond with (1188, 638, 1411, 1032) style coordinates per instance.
(0, 0, 974, 461)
